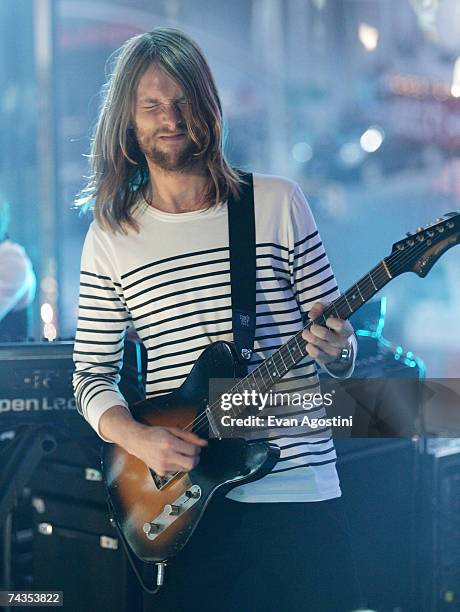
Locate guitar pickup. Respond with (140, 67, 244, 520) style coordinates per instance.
(205, 405, 222, 439)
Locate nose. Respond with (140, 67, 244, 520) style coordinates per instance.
(160, 103, 184, 131)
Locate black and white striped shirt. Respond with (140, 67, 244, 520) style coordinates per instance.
(73, 174, 354, 502)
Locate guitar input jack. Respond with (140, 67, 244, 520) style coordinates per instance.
(156, 561, 167, 587)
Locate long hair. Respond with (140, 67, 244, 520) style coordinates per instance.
(76, 27, 242, 233)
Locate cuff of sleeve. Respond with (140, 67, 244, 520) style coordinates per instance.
(85, 390, 130, 442)
(322, 334, 357, 379)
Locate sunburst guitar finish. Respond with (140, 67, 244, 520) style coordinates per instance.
(102, 341, 280, 563)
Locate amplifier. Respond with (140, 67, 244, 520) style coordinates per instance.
(0, 341, 75, 397)
(0, 340, 144, 434)
(337, 438, 460, 612)
(31, 495, 142, 612)
(0, 342, 76, 428)
(0, 340, 145, 610)
(417, 441, 460, 611)
(336, 438, 418, 611)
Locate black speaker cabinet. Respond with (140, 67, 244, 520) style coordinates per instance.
(336, 438, 418, 612)
(337, 438, 460, 612)
(417, 441, 460, 612)
(31, 495, 141, 612)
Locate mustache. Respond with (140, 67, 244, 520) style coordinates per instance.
(155, 126, 187, 137)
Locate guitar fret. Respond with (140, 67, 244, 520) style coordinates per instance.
(374, 271, 388, 290)
(278, 350, 288, 373)
(343, 293, 354, 313)
(317, 313, 327, 327)
(267, 356, 281, 379)
(286, 342, 296, 363)
(335, 299, 347, 319)
(368, 272, 378, 291)
(356, 284, 365, 302)
(382, 259, 392, 279)
(250, 372, 260, 393)
(263, 360, 274, 387)
(360, 277, 374, 301)
(295, 334, 304, 356)
(291, 337, 302, 360)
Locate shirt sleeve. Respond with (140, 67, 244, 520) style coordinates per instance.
(72, 224, 132, 439)
(0, 243, 33, 320)
(287, 184, 357, 379)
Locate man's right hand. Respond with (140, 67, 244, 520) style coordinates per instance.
(98, 405, 208, 476)
(127, 424, 208, 476)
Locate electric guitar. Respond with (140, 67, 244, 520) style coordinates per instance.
(102, 212, 459, 564)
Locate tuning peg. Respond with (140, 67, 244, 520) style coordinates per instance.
(406, 232, 412, 237)
(416, 226, 423, 232)
(445, 211, 459, 217)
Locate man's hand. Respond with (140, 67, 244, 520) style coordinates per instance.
(302, 301, 354, 368)
(129, 425, 208, 477)
(99, 406, 207, 476)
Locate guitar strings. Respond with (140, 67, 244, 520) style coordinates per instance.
(163, 225, 454, 446)
(191, 238, 431, 432)
(184, 230, 448, 437)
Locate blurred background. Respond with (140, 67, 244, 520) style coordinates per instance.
(1, 0, 459, 376)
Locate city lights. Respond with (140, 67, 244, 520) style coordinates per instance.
(451, 57, 460, 98)
(358, 23, 379, 51)
(339, 142, 365, 166)
(43, 322, 57, 341)
(360, 127, 385, 153)
(292, 142, 313, 163)
(40, 302, 53, 324)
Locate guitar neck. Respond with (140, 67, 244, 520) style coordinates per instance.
(228, 259, 392, 405)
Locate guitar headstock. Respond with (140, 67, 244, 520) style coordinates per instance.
(388, 212, 460, 278)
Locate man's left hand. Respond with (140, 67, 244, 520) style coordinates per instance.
(302, 301, 354, 367)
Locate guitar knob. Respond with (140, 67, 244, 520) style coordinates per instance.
(143, 522, 161, 535)
(164, 504, 180, 516)
(185, 486, 201, 499)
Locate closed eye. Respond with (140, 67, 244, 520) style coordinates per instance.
(143, 99, 190, 112)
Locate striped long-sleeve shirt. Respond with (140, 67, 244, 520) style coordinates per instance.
(73, 173, 355, 502)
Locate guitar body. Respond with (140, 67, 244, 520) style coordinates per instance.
(102, 341, 280, 563)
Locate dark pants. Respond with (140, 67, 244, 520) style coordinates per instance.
(144, 494, 361, 612)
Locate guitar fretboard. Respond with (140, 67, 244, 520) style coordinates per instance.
(210, 259, 392, 418)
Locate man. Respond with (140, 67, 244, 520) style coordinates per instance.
(0, 198, 36, 342)
(73, 28, 360, 611)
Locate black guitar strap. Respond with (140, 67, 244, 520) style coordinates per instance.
(227, 172, 256, 372)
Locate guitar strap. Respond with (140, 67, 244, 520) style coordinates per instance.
(227, 172, 256, 373)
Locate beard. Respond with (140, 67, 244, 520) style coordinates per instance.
(134, 127, 199, 172)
